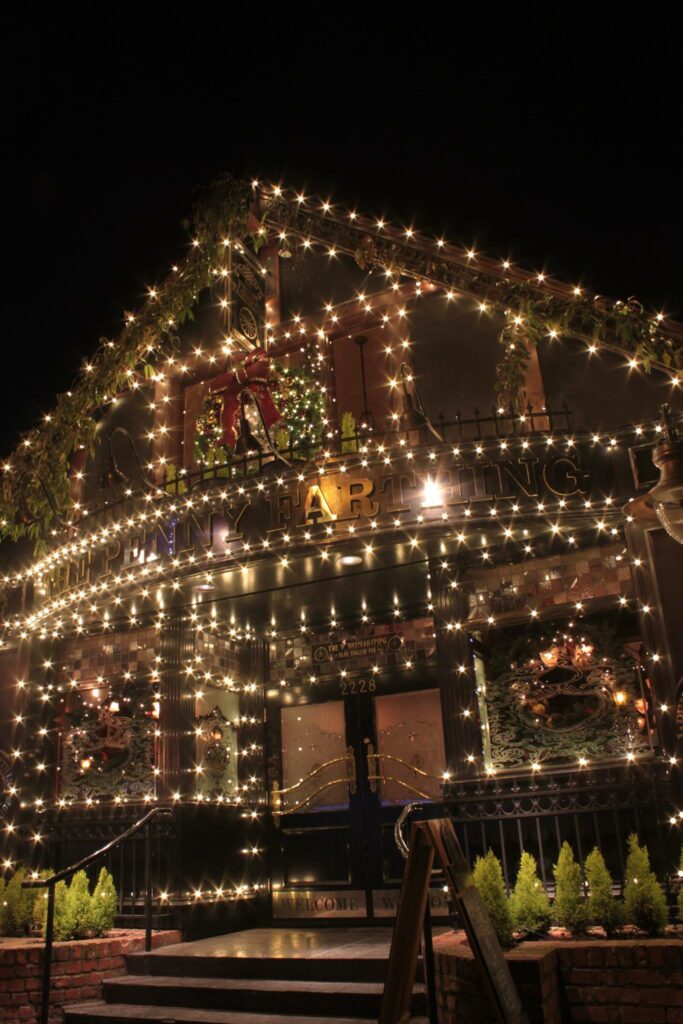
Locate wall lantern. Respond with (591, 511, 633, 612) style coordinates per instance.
(625, 404, 683, 545)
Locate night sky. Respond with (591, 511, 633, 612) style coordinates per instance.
(4, 12, 681, 455)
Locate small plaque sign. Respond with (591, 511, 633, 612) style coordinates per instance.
(312, 632, 403, 664)
(272, 889, 366, 919)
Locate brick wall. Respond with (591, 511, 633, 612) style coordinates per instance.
(0, 929, 180, 1024)
(433, 932, 683, 1024)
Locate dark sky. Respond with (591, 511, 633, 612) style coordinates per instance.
(4, 12, 681, 455)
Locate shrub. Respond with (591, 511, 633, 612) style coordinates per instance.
(584, 847, 623, 936)
(0, 868, 36, 936)
(60, 870, 92, 940)
(88, 867, 117, 936)
(510, 852, 552, 936)
(33, 877, 69, 939)
(623, 834, 668, 935)
(472, 849, 514, 947)
(553, 842, 589, 937)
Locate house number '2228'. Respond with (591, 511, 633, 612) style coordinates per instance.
(340, 678, 377, 695)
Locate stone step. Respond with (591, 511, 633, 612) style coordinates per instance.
(65, 1003, 430, 1024)
(101, 975, 426, 1019)
(126, 950, 391, 982)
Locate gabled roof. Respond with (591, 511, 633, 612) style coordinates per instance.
(1, 173, 681, 545)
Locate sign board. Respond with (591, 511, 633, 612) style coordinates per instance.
(227, 246, 266, 349)
(272, 889, 366, 919)
(373, 887, 449, 918)
(379, 818, 526, 1024)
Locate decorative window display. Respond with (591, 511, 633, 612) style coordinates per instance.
(57, 629, 160, 800)
(59, 676, 158, 801)
(481, 614, 654, 769)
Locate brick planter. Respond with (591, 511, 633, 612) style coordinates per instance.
(433, 930, 683, 1024)
(0, 929, 180, 1024)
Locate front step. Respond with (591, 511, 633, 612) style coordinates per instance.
(126, 951, 389, 982)
(63, 927, 432, 1024)
(101, 975, 426, 1019)
(66, 1005, 430, 1024)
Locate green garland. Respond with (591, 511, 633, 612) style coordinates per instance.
(0, 174, 255, 549)
(494, 287, 682, 402)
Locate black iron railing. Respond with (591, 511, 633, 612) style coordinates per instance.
(22, 806, 172, 1024)
(163, 402, 573, 496)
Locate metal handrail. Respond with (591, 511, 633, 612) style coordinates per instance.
(22, 806, 172, 1024)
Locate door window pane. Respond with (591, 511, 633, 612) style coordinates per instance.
(374, 689, 445, 804)
(280, 701, 349, 812)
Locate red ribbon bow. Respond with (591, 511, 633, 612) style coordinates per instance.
(208, 348, 281, 449)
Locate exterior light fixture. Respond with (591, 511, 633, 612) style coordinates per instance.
(625, 404, 683, 544)
(338, 554, 362, 567)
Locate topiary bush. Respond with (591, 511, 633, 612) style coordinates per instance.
(623, 834, 668, 936)
(553, 842, 589, 937)
(60, 870, 92, 940)
(0, 868, 37, 937)
(88, 867, 117, 937)
(584, 847, 623, 936)
(510, 852, 552, 936)
(472, 849, 514, 947)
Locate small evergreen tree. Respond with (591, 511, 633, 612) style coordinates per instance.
(32, 877, 68, 939)
(623, 834, 668, 935)
(584, 847, 623, 936)
(1, 868, 36, 936)
(88, 867, 117, 936)
(472, 849, 514, 947)
(553, 842, 589, 937)
(60, 870, 92, 939)
(510, 852, 552, 936)
(678, 848, 683, 923)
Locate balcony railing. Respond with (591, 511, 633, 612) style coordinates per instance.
(163, 402, 573, 496)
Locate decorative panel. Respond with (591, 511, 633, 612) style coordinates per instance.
(374, 688, 445, 803)
(280, 701, 348, 812)
(464, 543, 634, 624)
(483, 614, 653, 769)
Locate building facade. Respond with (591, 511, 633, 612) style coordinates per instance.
(0, 178, 681, 935)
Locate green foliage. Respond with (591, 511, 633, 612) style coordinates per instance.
(553, 842, 589, 937)
(340, 411, 358, 453)
(509, 852, 552, 936)
(472, 849, 514, 947)
(495, 289, 682, 405)
(33, 879, 68, 939)
(60, 870, 92, 940)
(88, 868, 117, 937)
(623, 834, 668, 935)
(584, 847, 623, 936)
(0, 868, 36, 936)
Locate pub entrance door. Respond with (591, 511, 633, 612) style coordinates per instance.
(270, 678, 447, 922)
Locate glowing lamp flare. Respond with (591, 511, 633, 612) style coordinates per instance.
(421, 475, 444, 508)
